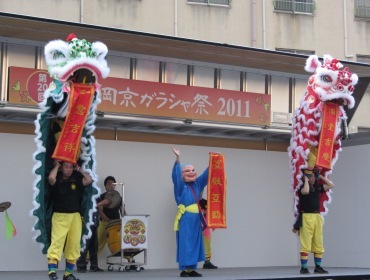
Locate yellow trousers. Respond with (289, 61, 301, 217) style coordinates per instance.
(97, 220, 109, 255)
(299, 213, 324, 255)
(203, 229, 212, 260)
(47, 212, 82, 262)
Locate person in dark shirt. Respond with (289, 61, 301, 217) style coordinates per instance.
(294, 170, 334, 275)
(97, 176, 126, 255)
(47, 161, 93, 280)
(76, 198, 105, 273)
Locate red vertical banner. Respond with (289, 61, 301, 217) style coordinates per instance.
(206, 153, 227, 228)
(316, 103, 339, 170)
(52, 83, 95, 164)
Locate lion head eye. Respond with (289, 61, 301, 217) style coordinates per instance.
(321, 75, 332, 83)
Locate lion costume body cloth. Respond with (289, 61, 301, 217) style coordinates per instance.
(288, 55, 358, 220)
(32, 34, 110, 253)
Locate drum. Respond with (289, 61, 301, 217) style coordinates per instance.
(106, 219, 122, 254)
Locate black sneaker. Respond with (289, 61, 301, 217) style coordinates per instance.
(300, 267, 310, 274)
(180, 271, 189, 277)
(77, 266, 86, 273)
(63, 274, 80, 280)
(48, 272, 59, 280)
(188, 270, 202, 277)
(203, 261, 218, 269)
(314, 266, 329, 274)
(90, 267, 104, 272)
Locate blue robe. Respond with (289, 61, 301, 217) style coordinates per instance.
(172, 161, 209, 270)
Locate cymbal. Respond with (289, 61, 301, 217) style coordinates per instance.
(0, 201, 11, 212)
(105, 190, 121, 209)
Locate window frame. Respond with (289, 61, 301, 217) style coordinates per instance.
(273, 0, 315, 14)
(187, 0, 231, 7)
(355, 0, 370, 20)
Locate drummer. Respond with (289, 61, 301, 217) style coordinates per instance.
(97, 176, 126, 255)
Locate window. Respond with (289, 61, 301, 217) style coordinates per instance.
(273, 0, 315, 14)
(355, 0, 370, 19)
(187, 0, 231, 6)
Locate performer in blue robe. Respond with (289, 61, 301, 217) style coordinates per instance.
(172, 147, 209, 278)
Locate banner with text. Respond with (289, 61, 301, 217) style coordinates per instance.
(207, 153, 227, 229)
(8, 66, 271, 126)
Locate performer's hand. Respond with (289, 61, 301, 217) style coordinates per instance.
(172, 146, 180, 157)
(101, 198, 110, 206)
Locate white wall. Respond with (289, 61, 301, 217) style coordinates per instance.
(8, 133, 370, 271)
(324, 144, 370, 268)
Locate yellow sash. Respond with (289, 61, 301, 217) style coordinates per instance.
(173, 203, 198, 231)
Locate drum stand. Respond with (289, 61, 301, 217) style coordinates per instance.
(106, 182, 149, 272)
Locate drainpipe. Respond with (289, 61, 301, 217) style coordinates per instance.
(343, 0, 353, 60)
(251, 0, 257, 47)
(80, 0, 84, 23)
(174, 0, 178, 37)
(262, 0, 266, 49)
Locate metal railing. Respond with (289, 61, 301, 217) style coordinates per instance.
(273, 0, 315, 14)
(355, 0, 370, 19)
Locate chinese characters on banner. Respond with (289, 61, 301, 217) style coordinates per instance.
(316, 102, 339, 170)
(8, 66, 271, 126)
(206, 153, 226, 228)
(52, 84, 95, 164)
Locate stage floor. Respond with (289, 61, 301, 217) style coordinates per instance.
(2, 267, 370, 280)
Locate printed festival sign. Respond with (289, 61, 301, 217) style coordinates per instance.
(8, 66, 271, 126)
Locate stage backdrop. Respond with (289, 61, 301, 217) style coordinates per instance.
(0, 133, 368, 270)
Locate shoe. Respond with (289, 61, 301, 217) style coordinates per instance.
(300, 267, 310, 274)
(180, 271, 189, 277)
(203, 261, 218, 269)
(63, 274, 80, 280)
(90, 267, 104, 272)
(314, 266, 329, 274)
(188, 270, 202, 277)
(48, 272, 59, 280)
(77, 266, 86, 273)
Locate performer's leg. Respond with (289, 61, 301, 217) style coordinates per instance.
(64, 213, 82, 277)
(47, 213, 71, 276)
(299, 214, 315, 272)
(311, 215, 327, 273)
(202, 230, 218, 269)
(203, 229, 212, 260)
(89, 226, 103, 271)
(97, 220, 108, 255)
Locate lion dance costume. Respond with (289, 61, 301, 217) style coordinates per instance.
(288, 54, 358, 219)
(32, 34, 110, 253)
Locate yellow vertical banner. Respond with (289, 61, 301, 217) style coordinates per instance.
(206, 153, 227, 228)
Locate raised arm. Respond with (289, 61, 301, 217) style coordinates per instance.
(75, 165, 93, 186)
(320, 175, 334, 191)
(301, 175, 310, 195)
(48, 160, 61, 186)
(172, 146, 180, 162)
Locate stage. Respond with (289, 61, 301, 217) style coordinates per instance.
(2, 267, 370, 280)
